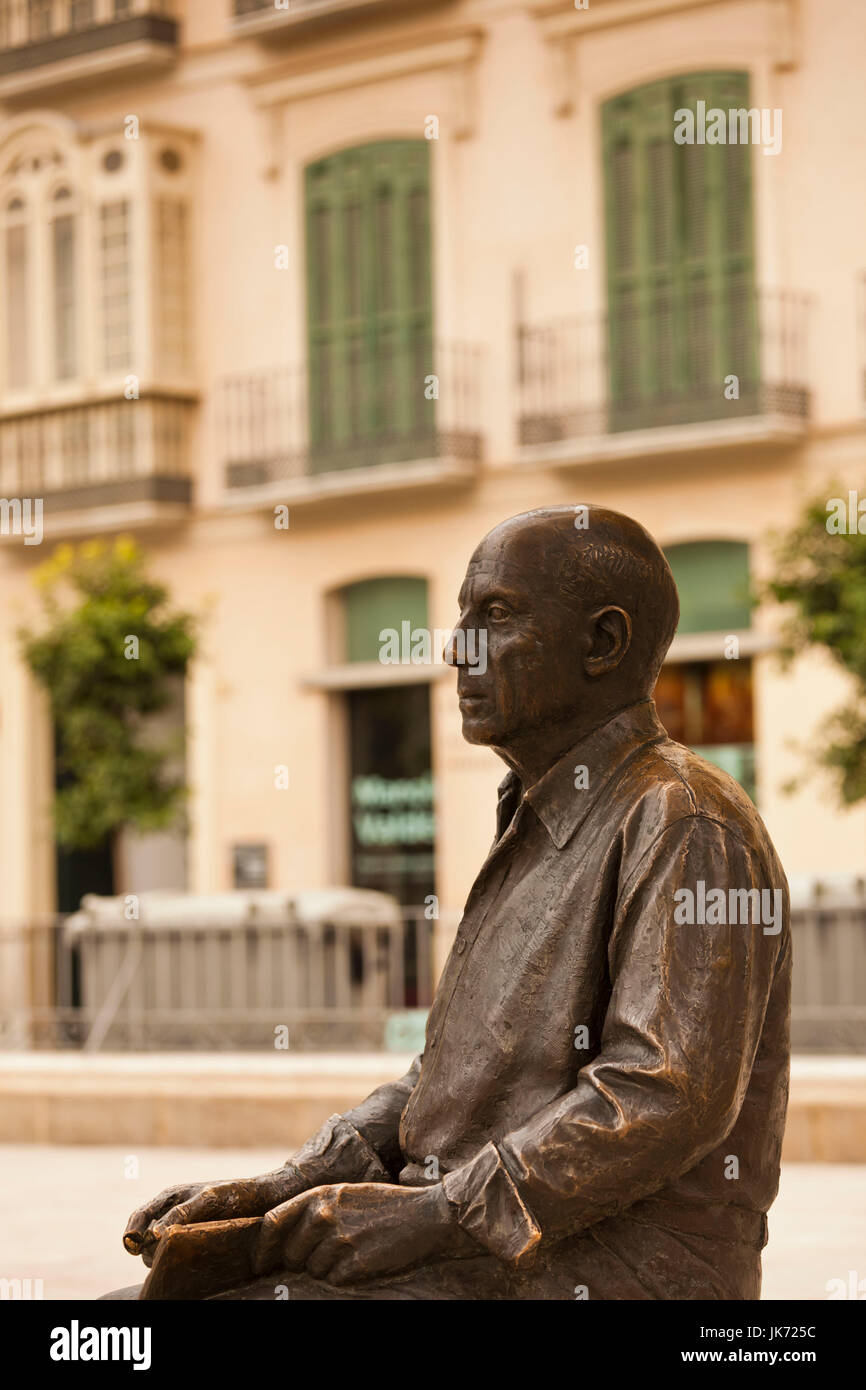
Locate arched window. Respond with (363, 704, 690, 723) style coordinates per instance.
(0, 134, 75, 393)
(50, 184, 78, 381)
(3, 193, 30, 389)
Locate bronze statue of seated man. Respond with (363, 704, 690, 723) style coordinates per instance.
(106, 505, 790, 1301)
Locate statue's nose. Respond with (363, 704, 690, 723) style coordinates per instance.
(444, 627, 461, 666)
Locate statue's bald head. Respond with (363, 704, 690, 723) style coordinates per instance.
(470, 505, 680, 692)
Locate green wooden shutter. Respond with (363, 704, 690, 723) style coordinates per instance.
(713, 72, 759, 406)
(602, 73, 756, 430)
(305, 141, 434, 473)
(603, 79, 679, 428)
(603, 87, 641, 422)
(343, 577, 429, 664)
(664, 540, 751, 633)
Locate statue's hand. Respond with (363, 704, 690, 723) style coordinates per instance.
(123, 1168, 306, 1261)
(252, 1181, 478, 1285)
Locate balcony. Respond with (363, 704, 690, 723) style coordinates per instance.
(220, 341, 483, 510)
(0, 393, 194, 537)
(231, 0, 438, 41)
(0, 0, 179, 101)
(517, 287, 811, 469)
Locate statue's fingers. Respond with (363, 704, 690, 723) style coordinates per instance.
(287, 1206, 341, 1273)
(152, 1185, 234, 1231)
(150, 1198, 201, 1240)
(304, 1235, 345, 1282)
(322, 1250, 362, 1287)
(252, 1195, 316, 1276)
(123, 1187, 189, 1252)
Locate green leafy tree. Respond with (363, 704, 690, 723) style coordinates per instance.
(763, 491, 866, 805)
(20, 537, 198, 872)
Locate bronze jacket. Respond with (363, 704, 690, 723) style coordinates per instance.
(333, 698, 791, 1298)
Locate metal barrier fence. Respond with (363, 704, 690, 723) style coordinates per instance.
(0, 884, 864, 1051)
(0, 907, 439, 1052)
(790, 876, 866, 1051)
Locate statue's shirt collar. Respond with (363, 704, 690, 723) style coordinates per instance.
(499, 698, 667, 850)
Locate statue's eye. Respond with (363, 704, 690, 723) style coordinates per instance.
(487, 604, 510, 622)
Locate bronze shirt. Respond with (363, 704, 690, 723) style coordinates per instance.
(344, 697, 791, 1295)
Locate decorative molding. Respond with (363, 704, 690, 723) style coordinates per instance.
(535, 0, 801, 117)
(244, 28, 483, 107)
(547, 29, 578, 118)
(80, 116, 202, 144)
(770, 0, 801, 71)
(0, 109, 79, 156)
(244, 27, 484, 166)
(451, 53, 479, 141)
(262, 104, 286, 181)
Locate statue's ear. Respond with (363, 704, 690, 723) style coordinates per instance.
(584, 605, 632, 677)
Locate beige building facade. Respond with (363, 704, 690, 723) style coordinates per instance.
(0, 0, 863, 993)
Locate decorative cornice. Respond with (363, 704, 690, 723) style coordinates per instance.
(246, 25, 484, 175)
(243, 25, 484, 109)
(534, 0, 800, 117)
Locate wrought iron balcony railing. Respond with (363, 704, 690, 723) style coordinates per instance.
(517, 287, 811, 448)
(0, 0, 178, 84)
(221, 341, 483, 492)
(0, 393, 194, 516)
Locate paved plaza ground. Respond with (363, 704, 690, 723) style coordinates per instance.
(0, 1145, 862, 1301)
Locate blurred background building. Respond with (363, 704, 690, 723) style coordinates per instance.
(0, 0, 864, 1073)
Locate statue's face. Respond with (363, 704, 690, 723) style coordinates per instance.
(450, 524, 590, 751)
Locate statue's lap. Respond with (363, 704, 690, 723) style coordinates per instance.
(100, 1224, 763, 1300)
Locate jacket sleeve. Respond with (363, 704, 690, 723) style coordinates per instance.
(441, 816, 787, 1264)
